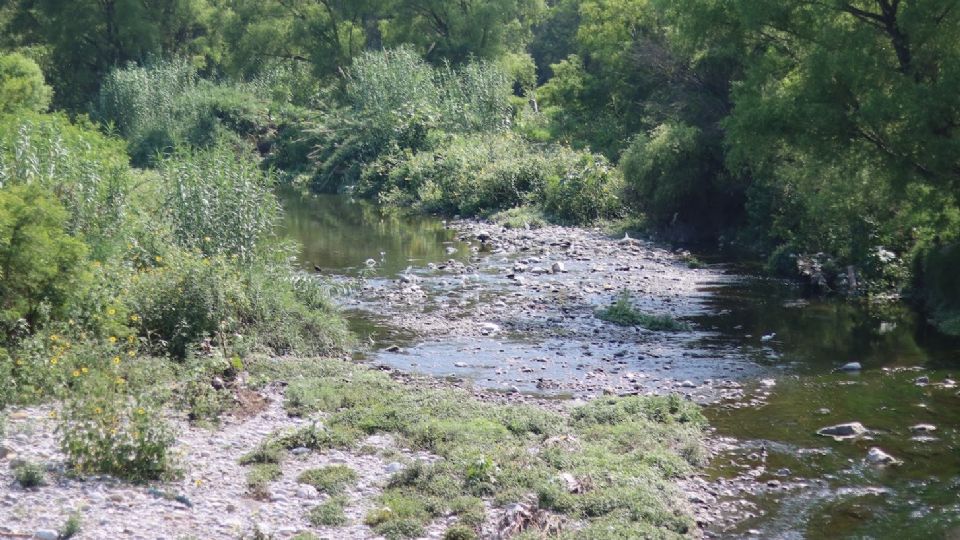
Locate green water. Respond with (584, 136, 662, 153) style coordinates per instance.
(277, 187, 473, 276)
(278, 190, 960, 539)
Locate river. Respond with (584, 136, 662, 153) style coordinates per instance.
(278, 188, 960, 539)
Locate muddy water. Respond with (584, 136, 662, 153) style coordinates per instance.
(278, 190, 960, 539)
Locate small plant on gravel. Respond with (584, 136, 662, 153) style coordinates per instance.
(596, 291, 691, 331)
(297, 465, 358, 495)
(239, 441, 285, 465)
(59, 513, 82, 539)
(290, 533, 320, 540)
(308, 495, 349, 526)
(59, 378, 177, 482)
(245, 463, 282, 500)
(442, 524, 478, 540)
(13, 460, 45, 488)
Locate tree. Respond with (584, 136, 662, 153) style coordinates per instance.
(0, 52, 51, 113)
(0, 185, 88, 335)
(7, 0, 220, 109)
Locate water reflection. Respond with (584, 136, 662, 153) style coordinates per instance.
(277, 187, 473, 276)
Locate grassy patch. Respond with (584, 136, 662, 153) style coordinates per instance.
(239, 441, 285, 465)
(271, 358, 704, 539)
(308, 495, 349, 526)
(297, 465, 358, 495)
(246, 463, 282, 499)
(597, 291, 691, 332)
(489, 206, 547, 230)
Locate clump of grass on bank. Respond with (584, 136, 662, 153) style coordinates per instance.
(490, 206, 547, 230)
(597, 291, 691, 332)
(308, 495, 350, 526)
(248, 357, 706, 539)
(298, 465, 358, 495)
(246, 463, 282, 500)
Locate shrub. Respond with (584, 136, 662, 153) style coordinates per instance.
(13, 460, 45, 488)
(127, 248, 348, 358)
(541, 148, 623, 223)
(59, 375, 176, 482)
(0, 185, 89, 339)
(0, 53, 52, 114)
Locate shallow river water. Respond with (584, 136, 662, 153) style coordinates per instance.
(279, 189, 960, 539)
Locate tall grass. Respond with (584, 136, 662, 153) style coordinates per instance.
(160, 145, 278, 262)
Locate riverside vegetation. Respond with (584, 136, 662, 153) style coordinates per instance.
(1, 0, 959, 537)
(0, 33, 705, 540)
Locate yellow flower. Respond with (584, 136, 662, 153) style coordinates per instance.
(113, 356, 121, 364)
(136, 408, 145, 415)
(72, 370, 81, 377)
(115, 377, 126, 385)
(203, 236, 211, 242)
(130, 314, 140, 322)
(92, 261, 102, 268)
(127, 350, 135, 357)
(50, 357, 59, 365)
(49, 335, 59, 342)
(68, 319, 76, 326)
(107, 308, 116, 316)
(81, 367, 89, 374)
(15, 359, 23, 366)
(155, 255, 163, 263)
(108, 336, 117, 344)
(195, 478, 203, 487)
(95, 407, 102, 414)
(127, 335, 135, 343)
(48, 411, 57, 419)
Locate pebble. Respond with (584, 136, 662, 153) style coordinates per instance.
(34, 530, 58, 540)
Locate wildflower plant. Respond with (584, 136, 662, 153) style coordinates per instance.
(59, 371, 177, 482)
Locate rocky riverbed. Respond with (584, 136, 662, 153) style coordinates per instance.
(344, 220, 769, 402)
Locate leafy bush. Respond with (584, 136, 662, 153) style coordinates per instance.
(0, 185, 89, 339)
(127, 248, 348, 358)
(0, 53, 52, 114)
(59, 374, 177, 482)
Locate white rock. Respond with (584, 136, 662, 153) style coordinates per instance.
(296, 485, 319, 499)
(385, 462, 404, 474)
(838, 362, 862, 372)
(34, 530, 58, 540)
(866, 447, 901, 466)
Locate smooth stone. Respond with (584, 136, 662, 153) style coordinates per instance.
(296, 485, 319, 499)
(385, 462, 404, 474)
(910, 423, 936, 433)
(551, 262, 565, 273)
(817, 422, 867, 439)
(34, 531, 58, 540)
(454, 362, 468, 368)
(838, 362, 862, 372)
(290, 447, 310, 456)
(915, 376, 930, 385)
(680, 380, 697, 388)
